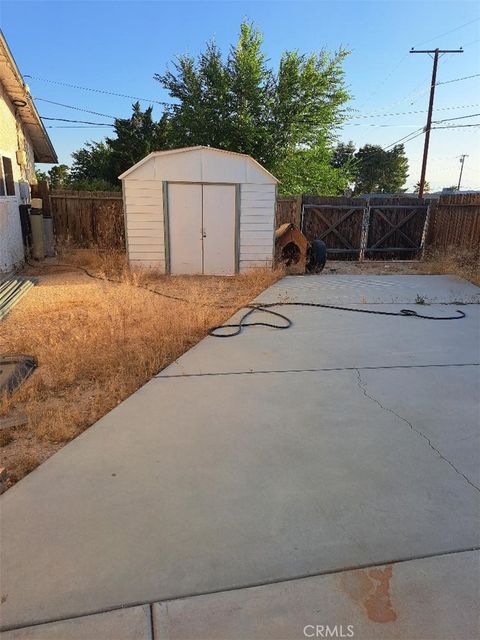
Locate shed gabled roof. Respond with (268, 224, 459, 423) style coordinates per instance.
(0, 31, 57, 164)
(118, 146, 279, 182)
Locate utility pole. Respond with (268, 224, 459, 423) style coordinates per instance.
(457, 154, 468, 190)
(410, 47, 463, 198)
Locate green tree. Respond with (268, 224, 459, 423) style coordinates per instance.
(106, 102, 169, 181)
(353, 144, 409, 194)
(69, 103, 168, 188)
(35, 169, 48, 183)
(413, 180, 430, 194)
(276, 142, 350, 196)
(47, 164, 70, 189)
(70, 140, 112, 183)
(155, 21, 351, 191)
(331, 141, 357, 170)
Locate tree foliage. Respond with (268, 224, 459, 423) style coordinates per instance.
(155, 21, 351, 191)
(69, 103, 168, 187)
(331, 142, 409, 194)
(66, 22, 351, 194)
(413, 180, 430, 194)
(353, 144, 409, 194)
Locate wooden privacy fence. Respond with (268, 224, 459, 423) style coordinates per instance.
(300, 196, 429, 260)
(50, 190, 125, 249)
(275, 196, 302, 227)
(276, 193, 480, 260)
(426, 193, 480, 252)
(38, 186, 479, 256)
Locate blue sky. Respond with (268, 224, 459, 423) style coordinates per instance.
(2, 0, 479, 190)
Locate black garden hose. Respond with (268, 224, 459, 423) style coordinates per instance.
(208, 301, 466, 337)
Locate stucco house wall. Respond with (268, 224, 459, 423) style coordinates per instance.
(0, 81, 36, 271)
(0, 31, 57, 272)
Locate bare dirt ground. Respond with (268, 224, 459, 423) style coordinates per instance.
(0, 250, 281, 488)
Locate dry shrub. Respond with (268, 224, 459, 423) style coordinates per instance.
(12, 451, 41, 479)
(421, 248, 480, 286)
(0, 251, 281, 483)
(0, 431, 14, 447)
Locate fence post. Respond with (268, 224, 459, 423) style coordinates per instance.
(420, 201, 434, 259)
(359, 199, 370, 262)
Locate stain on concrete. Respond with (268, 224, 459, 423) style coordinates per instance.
(340, 565, 397, 623)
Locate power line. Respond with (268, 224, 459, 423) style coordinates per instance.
(343, 123, 423, 128)
(25, 75, 172, 106)
(414, 17, 480, 47)
(357, 18, 479, 111)
(436, 73, 480, 85)
(432, 123, 480, 129)
(41, 116, 113, 126)
(34, 97, 117, 119)
(347, 103, 480, 120)
(45, 125, 116, 129)
(433, 112, 480, 123)
(383, 127, 426, 149)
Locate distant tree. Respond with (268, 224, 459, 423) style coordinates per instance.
(35, 169, 49, 183)
(413, 180, 430, 194)
(69, 103, 169, 188)
(353, 144, 409, 194)
(70, 140, 112, 183)
(106, 103, 169, 180)
(331, 141, 356, 169)
(155, 21, 351, 191)
(276, 142, 351, 196)
(47, 164, 70, 189)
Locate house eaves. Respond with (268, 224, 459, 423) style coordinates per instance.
(0, 30, 58, 164)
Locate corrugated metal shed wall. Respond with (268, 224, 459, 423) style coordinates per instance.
(121, 147, 277, 273)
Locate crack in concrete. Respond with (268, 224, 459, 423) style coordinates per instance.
(354, 369, 480, 493)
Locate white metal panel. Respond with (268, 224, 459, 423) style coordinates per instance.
(239, 183, 275, 272)
(126, 221, 163, 230)
(124, 179, 165, 270)
(125, 159, 155, 179)
(168, 183, 203, 275)
(201, 150, 247, 184)
(154, 150, 203, 182)
(202, 184, 236, 275)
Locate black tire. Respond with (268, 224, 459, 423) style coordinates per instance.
(307, 240, 327, 273)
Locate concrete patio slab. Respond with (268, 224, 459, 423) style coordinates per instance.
(1, 367, 478, 630)
(259, 274, 480, 305)
(1, 605, 152, 640)
(152, 550, 480, 640)
(158, 303, 479, 376)
(159, 275, 479, 377)
(0, 274, 478, 634)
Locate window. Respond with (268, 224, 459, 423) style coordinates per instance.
(0, 156, 15, 196)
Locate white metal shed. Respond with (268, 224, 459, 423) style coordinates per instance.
(119, 146, 278, 275)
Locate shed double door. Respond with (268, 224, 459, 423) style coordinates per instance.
(168, 183, 236, 275)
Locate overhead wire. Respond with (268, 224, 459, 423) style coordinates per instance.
(40, 116, 114, 126)
(34, 97, 116, 119)
(413, 17, 480, 47)
(24, 75, 172, 106)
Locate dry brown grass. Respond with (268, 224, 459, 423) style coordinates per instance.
(420, 248, 480, 286)
(0, 249, 281, 486)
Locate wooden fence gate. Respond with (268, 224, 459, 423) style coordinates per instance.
(301, 196, 429, 260)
